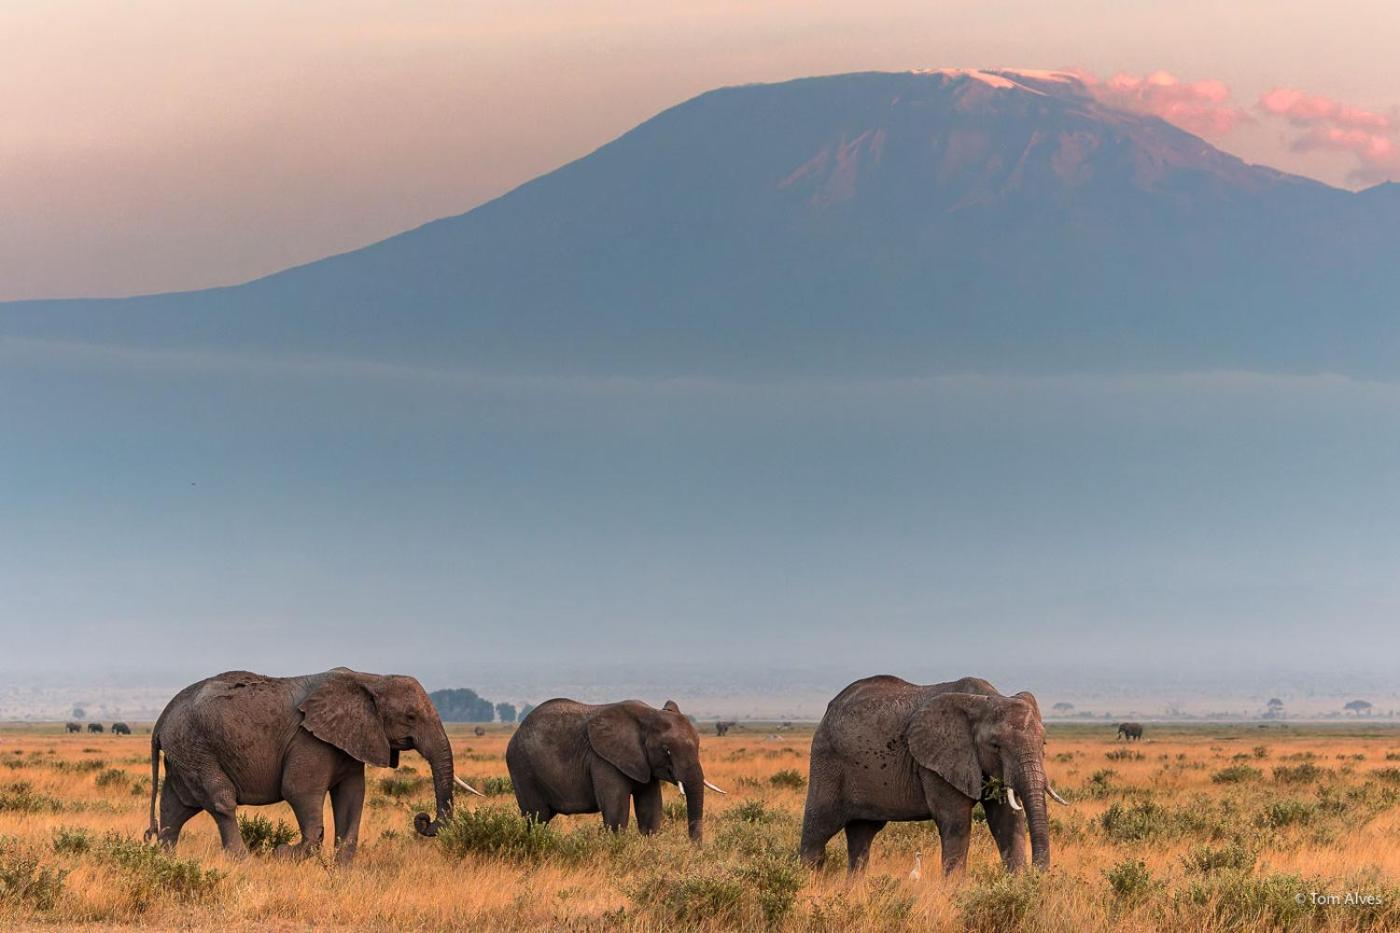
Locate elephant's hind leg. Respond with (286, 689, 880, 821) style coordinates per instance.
(330, 770, 366, 865)
(798, 804, 844, 868)
(843, 819, 886, 873)
(512, 778, 556, 824)
(194, 769, 249, 858)
(155, 777, 201, 850)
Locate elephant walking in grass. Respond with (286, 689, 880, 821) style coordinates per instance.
(800, 675, 1068, 875)
(146, 668, 484, 864)
(1116, 722, 1144, 741)
(506, 699, 727, 842)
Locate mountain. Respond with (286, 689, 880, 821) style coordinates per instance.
(4, 69, 1399, 376)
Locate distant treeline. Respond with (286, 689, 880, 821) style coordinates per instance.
(428, 688, 534, 723)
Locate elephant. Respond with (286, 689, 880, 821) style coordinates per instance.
(65, 722, 81, 734)
(1116, 722, 1144, 741)
(145, 667, 484, 864)
(714, 721, 736, 737)
(800, 675, 1068, 875)
(88, 722, 104, 733)
(506, 698, 727, 842)
(112, 722, 132, 735)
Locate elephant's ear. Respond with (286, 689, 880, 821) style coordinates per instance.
(662, 700, 681, 714)
(300, 673, 392, 768)
(907, 693, 984, 800)
(1013, 691, 1041, 719)
(586, 706, 651, 783)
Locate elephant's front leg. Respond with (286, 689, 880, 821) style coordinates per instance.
(923, 779, 974, 876)
(633, 780, 663, 835)
(982, 798, 1029, 872)
(279, 791, 327, 860)
(592, 764, 632, 833)
(331, 769, 366, 865)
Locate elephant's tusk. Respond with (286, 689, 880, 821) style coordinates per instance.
(1047, 784, 1070, 806)
(703, 779, 729, 796)
(676, 781, 685, 796)
(1005, 786, 1024, 811)
(454, 776, 487, 798)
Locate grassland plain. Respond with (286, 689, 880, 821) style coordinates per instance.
(1, 722, 1399, 931)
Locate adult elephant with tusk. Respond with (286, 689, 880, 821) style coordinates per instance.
(800, 675, 1068, 875)
(506, 698, 726, 842)
(145, 667, 484, 864)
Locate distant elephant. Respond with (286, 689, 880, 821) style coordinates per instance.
(474, 726, 486, 737)
(112, 722, 132, 735)
(507, 698, 727, 842)
(714, 721, 736, 737)
(88, 722, 104, 733)
(145, 667, 484, 864)
(1116, 722, 1143, 741)
(800, 675, 1068, 875)
(65, 722, 81, 734)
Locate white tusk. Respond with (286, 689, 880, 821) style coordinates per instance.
(1047, 784, 1070, 806)
(703, 779, 729, 796)
(676, 781, 686, 796)
(454, 776, 487, 798)
(1005, 786, 1024, 811)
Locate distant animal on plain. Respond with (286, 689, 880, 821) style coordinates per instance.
(65, 722, 81, 733)
(87, 723, 104, 734)
(801, 675, 1068, 876)
(1116, 722, 1144, 741)
(111, 722, 132, 735)
(146, 667, 482, 864)
(714, 721, 736, 736)
(474, 726, 486, 737)
(507, 698, 727, 842)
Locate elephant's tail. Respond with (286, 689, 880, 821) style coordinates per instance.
(144, 734, 161, 843)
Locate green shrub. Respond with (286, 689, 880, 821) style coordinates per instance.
(435, 807, 599, 863)
(1180, 871, 1319, 930)
(1253, 745, 1270, 759)
(51, 759, 106, 774)
(50, 827, 93, 855)
(1373, 767, 1400, 783)
(1100, 799, 1169, 842)
(1083, 769, 1117, 799)
(1257, 799, 1315, 829)
(723, 800, 778, 824)
(0, 782, 62, 813)
(1182, 841, 1255, 873)
(237, 813, 297, 854)
(628, 852, 802, 928)
(769, 769, 806, 789)
(377, 774, 426, 798)
(96, 834, 223, 909)
(663, 799, 689, 822)
(957, 868, 1043, 933)
(94, 768, 130, 789)
(1274, 762, 1325, 784)
(1211, 765, 1262, 784)
(1106, 749, 1144, 762)
(0, 840, 67, 910)
(1104, 858, 1157, 902)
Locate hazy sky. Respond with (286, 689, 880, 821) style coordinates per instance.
(3, 0, 1398, 301)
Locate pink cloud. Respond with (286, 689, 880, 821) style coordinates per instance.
(1257, 86, 1398, 182)
(1086, 70, 1246, 137)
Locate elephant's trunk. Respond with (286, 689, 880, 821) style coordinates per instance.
(1016, 759, 1051, 870)
(680, 764, 705, 843)
(413, 722, 455, 837)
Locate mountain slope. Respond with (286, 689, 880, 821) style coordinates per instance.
(4, 69, 1398, 377)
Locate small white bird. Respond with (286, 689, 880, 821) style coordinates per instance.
(908, 850, 923, 881)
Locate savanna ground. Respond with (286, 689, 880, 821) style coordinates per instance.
(2, 722, 1399, 931)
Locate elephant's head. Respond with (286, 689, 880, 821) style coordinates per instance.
(585, 700, 726, 843)
(300, 669, 460, 837)
(909, 691, 1059, 870)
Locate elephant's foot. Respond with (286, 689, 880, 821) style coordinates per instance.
(334, 844, 358, 866)
(274, 841, 320, 862)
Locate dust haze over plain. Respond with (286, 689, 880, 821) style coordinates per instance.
(3, 70, 1399, 715)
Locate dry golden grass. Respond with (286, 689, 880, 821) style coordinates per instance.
(2, 722, 1398, 930)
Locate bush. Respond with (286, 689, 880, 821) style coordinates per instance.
(1373, 767, 1400, 784)
(1274, 763, 1325, 784)
(1083, 770, 1117, 799)
(957, 868, 1043, 933)
(1180, 871, 1319, 930)
(96, 834, 223, 909)
(377, 774, 426, 798)
(1257, 799, 1315, 829)
(1106, 749, 1145, 762)
(769, 769, 806, 789)
(628, 853, 802, 928)
(723, 800, 778, 824)
(1099, 800, 1169, 842)
(1182, 841, 1255, 873)
(0, 840, 67, 910)
(466, 775, 513, 797)
(51, 827, 93, 855)
(1104, 858, 1156, 902)
(0, 782, 62, 813)
(435, 807, 606, 864)
(95, 768, 130, 789)
(1211, 765, 1262, 784)
(237, 814, 297, 854)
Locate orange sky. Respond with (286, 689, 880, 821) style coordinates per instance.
(2, 1, 1397, 300)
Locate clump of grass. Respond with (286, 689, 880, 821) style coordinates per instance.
(1182, 841, 1255, 873)
(1273, 762, 1325, 784)
(807, 876, 915, 930)
(50, 827, 93, 855)
(662, 799, 689, 822)
(1372, 767, 1400, 783)
(1256, 799, 1315, 829)
(0, 839, 68, 910)
(96, 833, 223, 910)
(627, 852, 802, 928)
(1253, 745, 1270, 759)
(237, 814, 297, 854)
(1104, 858, 1157, 902)
(94, 768, 130, 789)
(1179, 871, 1319, 930)
(50, 759, 106, 774)
(1211, 764, 1262, 784)
(1106, 749, 1144, 762)
(1099, 799, 1169, 842)
(957, 867, 1043, 933)
(464, 775, 513, 796)
(723, 800, 778, 824)
(377, 773, 426, 798)
(435, 807, 604, 864)
(0, 781, 63, 813)
(769, 769, 806, 789)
